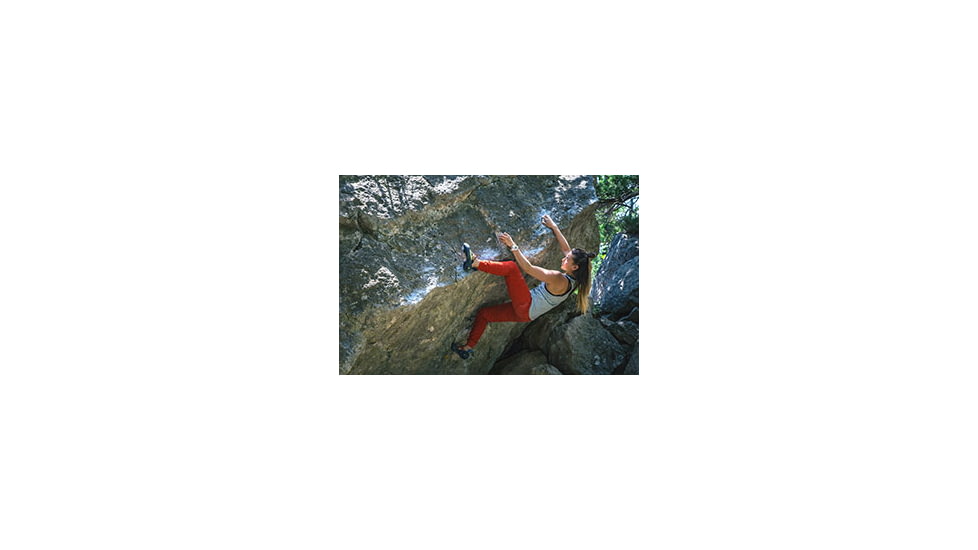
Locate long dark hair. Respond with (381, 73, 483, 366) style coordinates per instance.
(570, 248, 597, 314)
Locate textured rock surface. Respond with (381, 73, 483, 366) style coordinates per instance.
(607, 319, 639, 346)
(627, 307, 639, 324)
(587, 232, 641, 374)
(339, 175, 600, 374)
(492, 350, 562, 375)
(519, 298, 576, 357)
(624, 347, 639, 375)
(548, 315, 626, 375)
(592, 233, 639, 319)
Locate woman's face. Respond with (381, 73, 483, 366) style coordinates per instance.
(561, 252, 578, 273)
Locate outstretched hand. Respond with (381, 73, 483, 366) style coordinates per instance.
(542, 214, 557, 229)
(498, 232, 515, 247)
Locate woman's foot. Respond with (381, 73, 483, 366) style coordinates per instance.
(451, 342, 473, 359)
(462, 243, 478, 272)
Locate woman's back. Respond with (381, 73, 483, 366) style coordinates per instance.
(528, 274, 576, 320)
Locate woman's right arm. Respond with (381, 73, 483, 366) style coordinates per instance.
(542, 215, 571, 254)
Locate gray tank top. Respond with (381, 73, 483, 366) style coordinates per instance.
(527, 274, 576, 320)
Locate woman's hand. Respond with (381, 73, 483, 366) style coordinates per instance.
(498, 232, 515, 248)
(542, 215, 557, 229)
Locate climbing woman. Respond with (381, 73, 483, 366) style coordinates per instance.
(451, 214, 596, 359)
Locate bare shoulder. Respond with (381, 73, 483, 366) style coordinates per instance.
(539, 268, 570, 293)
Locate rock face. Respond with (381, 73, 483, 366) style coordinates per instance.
(607, 319, 639, 346)
(339, 175, 600, 374)
(492, 351, 562, 375)
(549, 315, 626, 374)
(519, 297, 577, 357)
(591, 232, 641, 375)
(623, 348, 639, 375)
(591, 233, 639, 319)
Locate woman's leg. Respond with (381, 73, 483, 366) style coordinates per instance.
(462, 260, 533, 350)
(465, 302, 524, 349)
(474, 260, 532, 317)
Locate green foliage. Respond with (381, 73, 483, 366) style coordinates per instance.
(595, 175, 639, 202)
(592, 175, 639, 275)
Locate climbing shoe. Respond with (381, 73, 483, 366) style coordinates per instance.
(451, 342, 473, 360)
(461, 242, 476, 272)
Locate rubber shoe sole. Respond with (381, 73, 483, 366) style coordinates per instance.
(451, 342, 473, 359)
(462, 243, 476, 272)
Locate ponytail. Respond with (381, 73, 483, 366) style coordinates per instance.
(570, 248, 596, 315)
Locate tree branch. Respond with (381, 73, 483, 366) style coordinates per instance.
(597, 191, 639, 214)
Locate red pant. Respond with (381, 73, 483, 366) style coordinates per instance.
(465, 260, 532, 348)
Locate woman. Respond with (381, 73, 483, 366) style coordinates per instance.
(452, 214, 596, 360)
